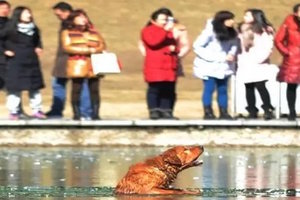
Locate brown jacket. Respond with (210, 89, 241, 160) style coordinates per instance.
(61, 29, 106, 78)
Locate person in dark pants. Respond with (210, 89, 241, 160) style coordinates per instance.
(139, 9, 190, 120)
(275, 3, 300, 121)
(61, 9, 105, 120)
(46, 2, 91, 119)
(141, 8, 180, 120)
(237, 9, 275, 120)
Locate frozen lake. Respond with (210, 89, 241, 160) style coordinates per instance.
(0, 147, 299, 199)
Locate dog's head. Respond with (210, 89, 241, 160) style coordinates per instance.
(161, 146, 204, 168)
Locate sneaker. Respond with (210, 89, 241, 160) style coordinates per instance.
(9, 113, 20, 120)
(80, 116, 92, 121)
(33, 111, 47, 119)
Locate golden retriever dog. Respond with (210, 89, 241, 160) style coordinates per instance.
(115, 145, 204, 195)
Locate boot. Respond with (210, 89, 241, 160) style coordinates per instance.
(246, 106, 258, 119)
(219, 107, 233, 120)
(203, 106, 216, 119)
(149, 109, 160, 120)
(262, 105, 274, 120)
(91, 101, 100, 120)
(288, 109, 296, 121)
(160, 109, 178, 120)
(71, 102, 81, 120)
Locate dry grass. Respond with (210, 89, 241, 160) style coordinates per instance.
(0, 0, 298, 118)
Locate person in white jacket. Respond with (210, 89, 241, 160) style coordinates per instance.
(236, 9, 275, 119)
(193, 11, 239, 119)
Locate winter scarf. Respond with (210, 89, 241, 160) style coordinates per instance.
(17, 22, 35, 36)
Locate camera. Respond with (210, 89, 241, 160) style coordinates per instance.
(167, 17, 175, 22)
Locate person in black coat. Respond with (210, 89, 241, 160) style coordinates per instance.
(0, 0, 10, 89)
(1, 6, 46, 120)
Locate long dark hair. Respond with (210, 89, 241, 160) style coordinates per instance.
(245, 9, 273, 34)
(212, 10, 237, 41)
(64, 9, 93, 31)
(10, 6, 33, 25)
(5, 6, 38, 34)
(293, 3, 300, 30)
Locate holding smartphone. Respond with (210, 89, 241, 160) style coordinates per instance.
(164, 16, 175, 31)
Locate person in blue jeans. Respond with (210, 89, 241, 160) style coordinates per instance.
(50, 78, 91, 118)
(47, 2, 91, 119)
(193, 11, 239, 119)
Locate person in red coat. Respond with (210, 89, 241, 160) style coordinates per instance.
(141, 8, 179, 119)
(275, 3, 300, 120)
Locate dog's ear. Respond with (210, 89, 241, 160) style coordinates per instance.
(162, 150, 182, 166)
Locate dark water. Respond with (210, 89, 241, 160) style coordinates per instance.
(0, 147, 299, 199)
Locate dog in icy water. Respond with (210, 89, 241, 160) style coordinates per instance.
(115, 145, 204, 195)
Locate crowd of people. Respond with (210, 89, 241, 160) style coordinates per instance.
(142, 4, 300, 121)
(0, 1, 299, 121)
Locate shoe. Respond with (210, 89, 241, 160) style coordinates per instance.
(9, 113, 19, 120)
(261, 105, 274, 120)
(33, 111, 47, 119)
(288, 111, 296, 121)
(263, 109, 274, 120)
(246, 112, 258, 119)
(160, 110, 179, 120)
(219, 107, 233, 120)
(149, 110, 160, 120)
(80, 116, 92, 121)
(46, 110, 63, 119)
(203, 106, 216, 119)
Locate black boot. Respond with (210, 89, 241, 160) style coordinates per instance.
(203, 106, 216, 119)
(262, 105, 274, 120)
(149, 109, 160, 120)
(91, 101, 100, 120)
(160, 109, 178, 120)
(246, 106, 258, 119)
(71, 102, 81, 120)
(219, 107, 233, 119)
(288, 109, 296, 121)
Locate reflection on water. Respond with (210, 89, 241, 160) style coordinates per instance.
(0, 147, 299, 199)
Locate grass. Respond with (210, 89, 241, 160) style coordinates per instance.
(0, 0, 298, 118)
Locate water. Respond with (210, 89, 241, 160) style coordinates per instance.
(0, 147, 299, 199)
